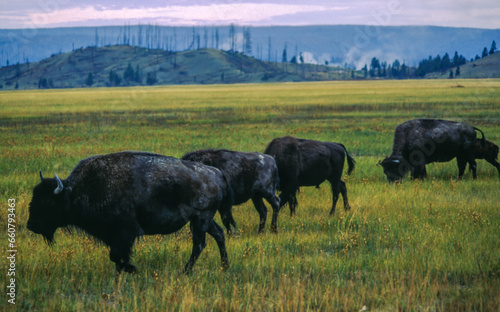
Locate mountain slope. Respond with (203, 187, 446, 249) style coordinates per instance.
(0, 45, 350, 90)
(426, 52, 500, 79)
(1, 25, 499, 69)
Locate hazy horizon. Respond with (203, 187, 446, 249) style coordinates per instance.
(1, 1, 499, 30)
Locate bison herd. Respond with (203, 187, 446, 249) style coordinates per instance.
(27, 118, 499, 273)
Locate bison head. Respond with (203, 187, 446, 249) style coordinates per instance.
(379, 156, 410, 183)
(27, 172, 71, 244)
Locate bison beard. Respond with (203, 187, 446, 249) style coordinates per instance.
(27, 151, 230, 274)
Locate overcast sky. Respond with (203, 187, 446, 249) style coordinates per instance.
(1, 0, 499, 29)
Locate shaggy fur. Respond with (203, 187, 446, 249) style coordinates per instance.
(380, 119, 485, 182)
(28, 151, 231, 273)
(264, 136, 355, 216)
(475, 139, 500, 176)
(183, 149, 280, 233)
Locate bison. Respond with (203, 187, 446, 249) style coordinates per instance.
(379, 119, 485, 182)
(182, 149, 280, 233)
(27, 151, 231, 274)
(264, 136, 355, 216)
(475, 139, 500, 176)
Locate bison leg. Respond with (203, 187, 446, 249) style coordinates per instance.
(283, 187, 300, 217)
(110, 237, 137, 274)
(266, 193, 281, 234)
(328, 180, 341, 216)
(219, 208, 235, 236)
(469, 159, 478, 179)
(206, 220, 229, 270)
(492, 160, 500, 177)
(184, 217, 208, 273)
(339, 181, 351, 211)
(456, 156, 469, 180)
(251, 196, 268, 234)
(411, 165, 427, 180)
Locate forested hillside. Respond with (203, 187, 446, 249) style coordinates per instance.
(0, 45, 354, 90)
(1, 25, 499, 70)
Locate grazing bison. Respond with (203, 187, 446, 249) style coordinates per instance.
(264, 136, 355, 216)
(475, 139, 500, 176)
(379, 119, 485, 182)
(182, 149, 280, 233)
(27, 151, 231, 274)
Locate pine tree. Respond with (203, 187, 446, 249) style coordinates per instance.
(203, 27, 208, 48)
(482, 47, 488, 58)
(243, 27, 252, 55)
(123, 63, 135, 82)
(369, 57, 380, 77)
(134, 65, 141, 83)
(362, 64, 368, 78)
(452, 51, 459, 67)
(146, 72, 157, 85)
(433, 55, 442, 72)
(490, 40, 497, 55)
(38, 77, 48, 89)
(282, 43, 288, 63)
(86, 72, 94, 86)
(267, 36, 272, 61)
(442, 53, 451, 69)
(215, 28, 219, 50)
(392, 59, 401, 77)
(400, 63, 407, 78)
(109, 70, 121, 86)
(229, 24, 236, 52)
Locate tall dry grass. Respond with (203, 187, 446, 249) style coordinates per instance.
(1, 79, 499, 311)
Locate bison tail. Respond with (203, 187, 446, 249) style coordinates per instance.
(474, 127, 486, 148)
(340, 144, 356, 175)
(346, 153, 356, 175)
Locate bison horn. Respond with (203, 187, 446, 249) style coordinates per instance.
(39, 171, 44, 182)
(54, 173, 64, 195)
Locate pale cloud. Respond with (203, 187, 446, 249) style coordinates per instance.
(24, 3, 342, 27)
(0, 1, 498, 29)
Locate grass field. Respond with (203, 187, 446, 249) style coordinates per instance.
(1, 79, 499, 311)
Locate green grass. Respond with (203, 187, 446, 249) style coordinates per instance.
(1, 79, 499, 311)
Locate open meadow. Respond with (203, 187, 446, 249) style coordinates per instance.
(1, 79, 499, 311)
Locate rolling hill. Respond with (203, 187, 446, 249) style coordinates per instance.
(426, 52, 500, 79)
(1, 25, 499, 70)
(0, 45, 356, 90)
(1, 44, 498, 90)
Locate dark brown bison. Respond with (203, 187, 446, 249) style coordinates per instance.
(475, 139, 500, 176)
(27, 151, 231, 274)
(264, 136, 355, 216)
(379, 119, 485, 182)
(182, 149, 280, 233)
